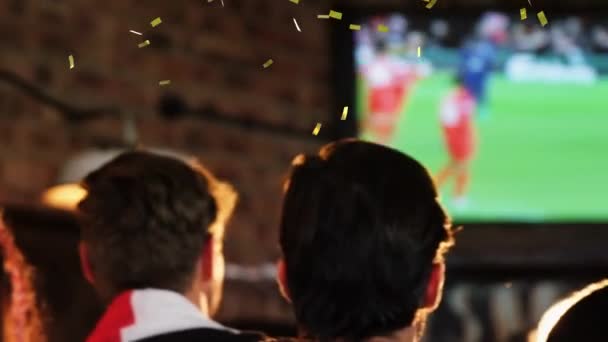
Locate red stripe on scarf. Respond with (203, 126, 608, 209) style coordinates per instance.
(87, 290, 136, 342)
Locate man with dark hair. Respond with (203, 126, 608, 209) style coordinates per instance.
(276, 139, 455, 342)
(77, 151, 263, 342)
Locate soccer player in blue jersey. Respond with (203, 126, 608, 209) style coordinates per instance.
(458, 13, 509, 119)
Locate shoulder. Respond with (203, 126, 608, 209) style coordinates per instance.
(135, 328, 268, 342)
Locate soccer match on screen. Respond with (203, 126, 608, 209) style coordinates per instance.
(355, 12, 608, 222)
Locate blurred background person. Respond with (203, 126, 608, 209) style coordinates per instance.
(534, 280, 608, 342)
(551, 19, 586, 65)
(591, 22, 608, 52)
(512, 22, 551, 53)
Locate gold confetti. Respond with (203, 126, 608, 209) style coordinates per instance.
(150, 17, 162, 27)
(349, 24, 361, 31)
(341, 106, 348, 120)
(417, 46, 421, 58)
(159, 80, 171, 86)
(68, 55, 75, 69)
(520, 8, 527, 20)
(289, 0, 299, 3)
(263, 59, 274, 68)
(293, 18, 301, 32)
(317, 14, 330, 19)
(312, 123, 322, 135)
(377, 24, 388, 33)
(426, 0, 438, 9)
(537, 11, 548, 27)
(138, 40, 150, 48)
(329, 10, 343, 20)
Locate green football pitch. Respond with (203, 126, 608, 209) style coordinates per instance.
(357, 72, 608, 222)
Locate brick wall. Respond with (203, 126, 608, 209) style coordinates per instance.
(0, 0, 344, 324)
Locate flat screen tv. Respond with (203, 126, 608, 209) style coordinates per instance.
(334, 8, 608, 223)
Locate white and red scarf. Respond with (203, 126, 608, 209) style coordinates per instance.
(87, 289, 233, 342)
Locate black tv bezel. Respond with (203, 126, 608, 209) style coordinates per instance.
(329, 5, 608, 273)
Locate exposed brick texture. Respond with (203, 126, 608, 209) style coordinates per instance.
(0, 0, 340, 324)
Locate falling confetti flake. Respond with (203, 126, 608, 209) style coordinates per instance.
(312, 123, 322, 135)
(263, 59, 274, 68)
(150, 17, 162, 27)
(426, 0, 438, 9)
(349, 24, 361, 31)
(537, 11, 548, 27)
(68, 55, 75, 69)
(129, 30, 142, 35)
(293, 18, 301, 32)
(289, 0, 299, 3)
(520, 8, 527, 20)
(377, 24, 389, 33)
(329, 10, 343, 20)
(159, 80, 171, 86)
(317, 14, 330, 19)
(138, 40, 150, 48)
(417, 46, 421, 58)
(341, 106, 348, 120)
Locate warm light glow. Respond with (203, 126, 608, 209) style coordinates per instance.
(42, 184, 87, 211)
(534, 279, 608, 342)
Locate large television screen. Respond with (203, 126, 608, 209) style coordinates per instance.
(353, 11, 608, 222)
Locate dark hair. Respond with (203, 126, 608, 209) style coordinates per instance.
(454, 73, 465, 87)
(77, 151, 236, 301)
(546, 282, 608, 342)
(374, 39, 388, 54)
(279, 139, 454, 341)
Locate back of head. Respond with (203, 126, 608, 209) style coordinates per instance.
(77, 151, 235, 301)
(537, 280, 608, 342)
(279, 139, 454, 341)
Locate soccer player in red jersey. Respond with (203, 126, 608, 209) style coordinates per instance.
(362, 40, 424, 144)
(436, 77, 477, 208)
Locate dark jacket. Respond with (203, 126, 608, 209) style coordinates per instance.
(135, 328, 267, 342)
